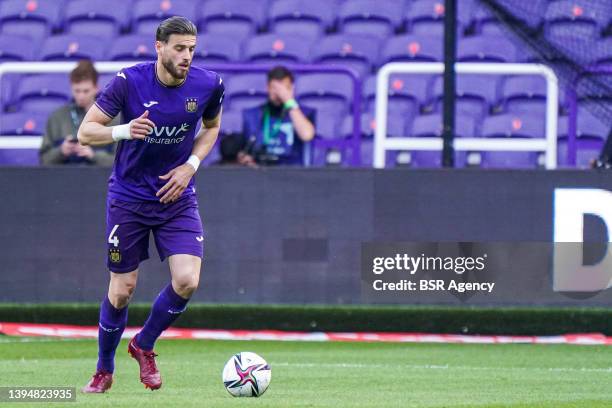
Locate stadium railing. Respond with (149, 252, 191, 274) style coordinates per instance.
(373, 62, 560, 169)
(0, 62, 362, 166)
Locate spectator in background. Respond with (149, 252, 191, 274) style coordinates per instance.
(39, 60, 118, 165)
(242, 66, 315, 165)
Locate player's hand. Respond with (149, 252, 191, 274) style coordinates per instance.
(129, 110, 156, 140)
(156, 164, 196, 204)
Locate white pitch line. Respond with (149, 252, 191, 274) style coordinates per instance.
(272, 362, 612, 374)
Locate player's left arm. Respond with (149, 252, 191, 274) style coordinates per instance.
(156, 109, 223, 204)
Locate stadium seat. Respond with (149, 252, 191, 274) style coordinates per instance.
(39, 34, 106, 61)
(499, 75, 548, 117)
(315, 111, 340, 140)
(218, 109, 243, 136)
(194, 33, 242, 64)
(198, 0, 266, 41)
(338, 0, 404, 40)
(430, 75, 501, 118)
(457, 35, 519, 62)
(132, 0, 197, 35)
(405, 0, 466, 36)
(409, 113, 478, 138)
(225, 74, 268, 112)
(544, 0, 610, 40)
(0, 33, 36, 61)
(593, 37, 612, 65)
(0, 0, 60, 42)
(64, 0, 127, 39)
(13, 74, 71, 112)
(480, 151, 540, 168)
(244, 33, 313, 64)
(269, 0, 334, 40)
(481, 113, 545, 139)
(311, 34, 381, 77)
(557, 106, 610, 167)
(362, 74, 424, 120)
(108, 34, 156, 61)
(380, 34, 443, 64)
(0, 111, 46, 135)
(0, 148, 39, 165)
(296, 73, 354, 117)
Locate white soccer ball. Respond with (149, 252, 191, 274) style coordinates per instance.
(222, 352, 271, 397)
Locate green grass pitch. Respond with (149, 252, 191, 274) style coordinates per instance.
(0, 337, 610, 407)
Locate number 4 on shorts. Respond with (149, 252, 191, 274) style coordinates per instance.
(108, 224, 120, 247)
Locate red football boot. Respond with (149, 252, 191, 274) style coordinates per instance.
(128, 336, 162, 390)
(82, 371, 113, 393)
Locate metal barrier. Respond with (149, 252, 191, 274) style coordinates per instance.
(374, 62, 560, 169)
(0, 62, 363, 165)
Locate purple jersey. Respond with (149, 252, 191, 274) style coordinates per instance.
(96, 62, 225, 202)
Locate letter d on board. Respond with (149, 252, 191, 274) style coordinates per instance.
(553, 188, 612, 292)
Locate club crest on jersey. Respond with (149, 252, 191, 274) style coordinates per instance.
(185, 97, 198, 113)
(109, 248, 121, 263)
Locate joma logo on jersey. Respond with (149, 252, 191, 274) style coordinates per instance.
(185, 98, 198, 113)
(144, 123, 190, 144)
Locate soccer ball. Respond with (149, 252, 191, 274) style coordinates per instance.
(222, 352, 271, 397)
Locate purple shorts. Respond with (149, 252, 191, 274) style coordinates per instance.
(106, 196, 204, 273)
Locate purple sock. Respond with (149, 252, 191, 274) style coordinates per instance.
(136, 284, 189, 351)
(96, 297, 128, 374)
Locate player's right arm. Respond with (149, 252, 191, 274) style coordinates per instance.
(77, 107, 154, 146)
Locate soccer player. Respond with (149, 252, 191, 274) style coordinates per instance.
(78, 16, 224, 393)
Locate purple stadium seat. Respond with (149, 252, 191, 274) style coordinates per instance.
(576, 73, 612, 101)
(311, 34, 381, 77)
(363, 74, 424, 120)
(411, 150, 468, 168)
(341, 110, 408, 139)
(0, 33, 36, 61)
(194, 33, 241, 64)
(244, 34, 313, 64)
(198, 0, 266, 41)
(499, 75, 548, 116)
(225, 74, 268, 112)
(64, 0, 128, 38)
(381, 34, 443, 64)
(315, 111, 340, 140)
(431, 75, 501, 118)
(338, 0, 404, 40)
(0, 111, 46, 135)
(132, 0, 197, 35)
(0, 0, 61, 41)
(269, 0, 334, 40)
(593, 37, 612, 65)
(556, 112, 604, 168)
(13, 74, 70, 112)
(457, 35, 519, 62)
(0, 148, 39, 165)
(296, 73, 354, 117)
(481, 151, 540, 168)
(544, 0, 610, 40)
(108, 34, 156, 61)
(409, 113, 478, 138)
(219, 109, 242, 135)
(40, 35, 106, 61)
(481, 113, 545, 139)
(406, 0, 467, 36)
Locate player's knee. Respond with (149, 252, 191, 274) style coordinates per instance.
(172, 275, 199, 297)
(109, 281, 137, 307)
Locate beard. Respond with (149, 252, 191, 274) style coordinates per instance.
(162, 57, 189, 80)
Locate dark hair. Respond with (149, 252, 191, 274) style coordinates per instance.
(156, 16, 197, 43)
(70, 60, 98, 85)
(220, 133, 247, 162)
(267, 66, 294, 83)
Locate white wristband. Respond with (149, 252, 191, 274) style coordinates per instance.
(111, 123, 132, 141)
(186, 154, 200, 172)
